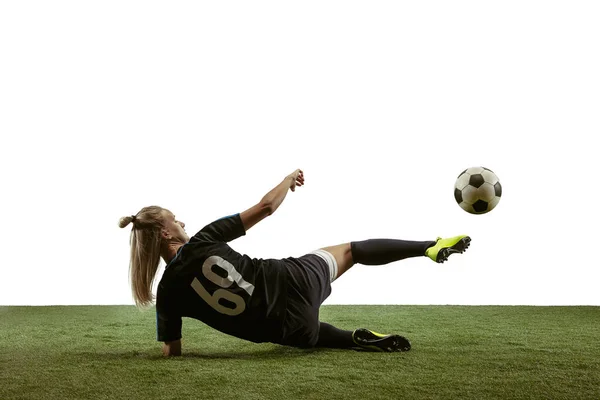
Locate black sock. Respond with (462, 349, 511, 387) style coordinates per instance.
(350, 239, 436, 265)
(315, 322, 356, 349)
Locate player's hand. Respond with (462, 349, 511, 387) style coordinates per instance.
(287, 169, 304, 192)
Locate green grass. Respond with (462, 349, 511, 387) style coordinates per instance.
(1, 306, 599, 400)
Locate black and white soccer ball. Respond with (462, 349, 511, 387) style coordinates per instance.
(454, 167, 502, 214)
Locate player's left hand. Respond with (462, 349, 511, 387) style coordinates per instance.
(287, 169, 304, 192)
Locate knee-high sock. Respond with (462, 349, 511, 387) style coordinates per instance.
(315, 322, 356, 349)
(350, 239, 436, 265)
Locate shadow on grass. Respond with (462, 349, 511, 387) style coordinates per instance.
(74, 346, 328, 361)
(182, 347, 325, 360)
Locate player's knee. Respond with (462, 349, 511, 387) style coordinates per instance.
(336, 243, 354, 277)
(345, 243, 355, 265)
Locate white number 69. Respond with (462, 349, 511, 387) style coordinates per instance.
(191, 255, 255, 316)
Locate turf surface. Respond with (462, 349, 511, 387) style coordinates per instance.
(1, 305, 599, 400)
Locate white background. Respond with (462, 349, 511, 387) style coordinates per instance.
(1, 1, 598, 306)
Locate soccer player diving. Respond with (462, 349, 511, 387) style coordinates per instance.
(119, 169, 470, 356)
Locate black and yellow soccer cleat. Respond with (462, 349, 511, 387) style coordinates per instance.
(352, 328, 411, 352)
(425, 235, 471, 264)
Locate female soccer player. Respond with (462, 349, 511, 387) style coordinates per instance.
(119, 169, 470, 356)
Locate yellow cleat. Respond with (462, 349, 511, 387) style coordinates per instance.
(352, 328, 411, 352)
(425, 235, 471, 263)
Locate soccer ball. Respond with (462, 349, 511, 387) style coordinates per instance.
(454, 167, 502, 214)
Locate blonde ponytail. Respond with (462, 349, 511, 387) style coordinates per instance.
(119, 206, 165, 309)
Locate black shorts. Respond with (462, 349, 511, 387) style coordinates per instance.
(279, 253, 333, 348)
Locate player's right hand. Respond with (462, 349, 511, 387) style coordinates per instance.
(287, 169, 304, 192)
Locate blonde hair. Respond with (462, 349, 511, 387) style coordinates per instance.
(118, 206, 167, 309)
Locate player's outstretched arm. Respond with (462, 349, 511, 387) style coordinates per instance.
(240, 169, 304, 232)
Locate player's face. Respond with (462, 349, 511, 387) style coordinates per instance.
(162, 210, 189, 243)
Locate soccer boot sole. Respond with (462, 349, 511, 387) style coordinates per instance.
(436, 236, 471, 263)
(352, 328, 411, 352)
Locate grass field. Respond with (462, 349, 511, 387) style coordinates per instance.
(1, 305, 599, 400)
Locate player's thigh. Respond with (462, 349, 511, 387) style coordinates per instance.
(321, 243, 354, 279)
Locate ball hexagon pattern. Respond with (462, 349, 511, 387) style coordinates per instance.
(454, 167, 502, 214)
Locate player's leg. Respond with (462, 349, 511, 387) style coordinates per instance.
(288, 251, 411, 352)
(322, 240, 435, 280)
(315, 321, 411, 352)
(319, 243, 353, 280)
(314, 322, 355, 349)
(319, 236, 471, 280)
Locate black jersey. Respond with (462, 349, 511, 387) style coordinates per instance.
(156, 213, 288, 344)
